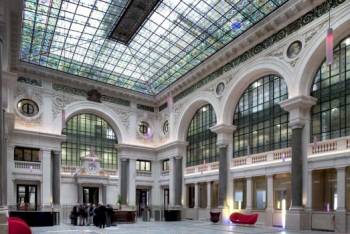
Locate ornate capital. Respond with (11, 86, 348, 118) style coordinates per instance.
(279, 95, 317, 129)
(210, 124, 236, 146)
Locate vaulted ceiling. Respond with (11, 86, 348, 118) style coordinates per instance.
(20, 0, 288, 95)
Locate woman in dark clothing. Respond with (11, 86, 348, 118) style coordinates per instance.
(70, 206, 78, 225)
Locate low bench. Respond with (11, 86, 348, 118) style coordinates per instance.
(229, 212, 258, 225)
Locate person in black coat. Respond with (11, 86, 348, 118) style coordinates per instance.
(95, 204, 107, 229)
(70, 206, 78, 225)
(106, 204, 113, 227)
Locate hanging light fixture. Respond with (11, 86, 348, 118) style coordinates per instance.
(326, 2, 333, 65)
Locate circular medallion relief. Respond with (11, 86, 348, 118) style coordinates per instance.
(138, 121, 150, 136)
(17, 99, 39, 117)
(215, 82, 225, 96)
(287, 40, 302, 59)
(163, 120, 169, 135)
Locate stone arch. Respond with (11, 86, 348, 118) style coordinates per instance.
(175, 91, 220, 141)
(64, 101, 127, 143)
(297, 7, 350, 96)
(221, 57, 293, 125)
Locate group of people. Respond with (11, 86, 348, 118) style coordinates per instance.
(70, 204, 114, 229)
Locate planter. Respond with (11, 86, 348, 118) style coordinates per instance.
(164, 210, 181, 221)
(210, 211, 221, 223)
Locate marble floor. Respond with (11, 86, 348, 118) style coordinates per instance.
(31, 221, 339, 234)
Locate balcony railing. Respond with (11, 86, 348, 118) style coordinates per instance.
(231, 148, 292, 168)
(136, 171, 152, 177)
(308, 137, 350, 156)
(14, 161, 41, 172)
(161, 170, 169, 176)
(185, 161, 219, 175)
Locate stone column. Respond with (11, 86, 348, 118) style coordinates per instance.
(265, 175, 274, 226)
(0, 35, 8, 234)
(335, 167, 346, 233)
(207, 182, 211, 209)
(77, 183, 82, 204)
(291, 127, 303, 208)
(51, 151, 61, 206)
(173, 156, 183, 207)
(151, 160, 161, 212)
(119, 158, 128, 205)
(218, 145, 228, 208)
(246, 177, 252, 211)
(168, 157, 175, 207)
(280, 95, 316, 230)
(210, 124, 236, 209)
(42, 149, 52, 207)
(102, 185, 107, 205)
(128, 159, 136, 207)
(194, 183, 199, 209)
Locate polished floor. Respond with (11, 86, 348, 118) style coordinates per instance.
(31, 221, 339, 234)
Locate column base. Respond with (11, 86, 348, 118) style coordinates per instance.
(335, 210, 347, 233)
(286, 207, 310, 230)
(264, 208, 273, 226)
(0, 207, 8, 234)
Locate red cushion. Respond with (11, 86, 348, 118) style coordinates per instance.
(229, 212, 258, 225)
(8, 217, 32, 234)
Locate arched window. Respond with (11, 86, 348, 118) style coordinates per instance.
(61, 113, 118, 169)
(233, 75, 290, 157)
(311, 36, 350, 141)
(186, 104, 217, 166)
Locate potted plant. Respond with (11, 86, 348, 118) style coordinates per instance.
(117, 195, 122, 210)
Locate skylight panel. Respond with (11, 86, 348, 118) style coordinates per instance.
(20, 0, 288, 95)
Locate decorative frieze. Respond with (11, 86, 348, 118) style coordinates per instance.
(53, 83, 130, 106)
(137, 104, 155, 112)
(173, 0, 346, 103)
(17, 76, 42, 87)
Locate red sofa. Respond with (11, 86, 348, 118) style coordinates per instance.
(229, 212, 258, 225)
(8, 217, 32, 234)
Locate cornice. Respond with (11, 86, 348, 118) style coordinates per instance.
(279, 95, 317, 112)
(210, 124, 236, 135)
(116, 143, 155, 153)
(11, 129, 66, 142)
(155, 140, 188, 152)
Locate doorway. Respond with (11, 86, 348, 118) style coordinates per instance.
(83, 187, 99, 205)
(136, 189, 150, 217)
(17, 184, 37, 211)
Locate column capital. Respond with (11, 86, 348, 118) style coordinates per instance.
(174, 155, 183, 160)
(210, 124, 236, 146)
(279, 95, 317, 129)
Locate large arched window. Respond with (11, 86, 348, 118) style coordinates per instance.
(311, 36, 350, 141)
(233, 75, 290, 157)
(186, 104, 217, 166)
(61, 113, 118, 169)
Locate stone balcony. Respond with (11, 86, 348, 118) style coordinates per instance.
(308, 136, 350, 156)
(13, 161, 42, 175)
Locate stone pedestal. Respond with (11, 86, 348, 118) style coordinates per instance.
(0, 208, 8, 234)
(335, 210, 347, 233)
(286, 208, 309, 230)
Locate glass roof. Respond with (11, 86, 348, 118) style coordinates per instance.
(20, 0, 288, 95)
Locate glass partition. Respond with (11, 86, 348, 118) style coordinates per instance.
(234, 179, 246, 210)
(312, 169, 337, 211)
(252, 176, 267, 210)
(273, 173, 291, 210)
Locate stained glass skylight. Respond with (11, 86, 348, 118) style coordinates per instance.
(20, 0, 288, 95)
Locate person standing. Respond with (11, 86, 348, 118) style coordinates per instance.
(96, 204, 106, 229)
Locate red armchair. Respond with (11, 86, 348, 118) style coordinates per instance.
(8, 217, 32, 234)
(229, 212, 258, 225)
